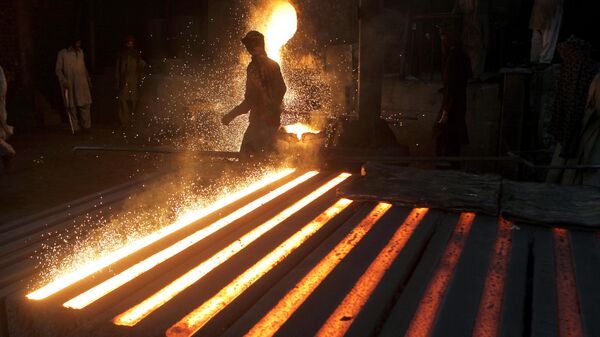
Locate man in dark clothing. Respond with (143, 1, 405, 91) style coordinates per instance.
(434, 27, 472, 158)
(116, 35, 145, 128)
(222, 31, 287, 160)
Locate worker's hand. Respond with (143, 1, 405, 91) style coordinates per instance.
(221, 112, 235, 126)
(437, 110, 448, 124)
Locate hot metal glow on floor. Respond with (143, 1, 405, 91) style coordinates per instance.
(315, 208, 430, 337)
(553, 228, 584, 337)
(27, 169, 295, 301)
(113, 173, 351, 327)
(472, 219, 513, 337)
(244, 202, 394, 337)
(403, 213, 475, 337)
(64, 171, 318, 310)
(165, 198, 354, 337)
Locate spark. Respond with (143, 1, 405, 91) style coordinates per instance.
(27, 169, 295, 301)
(63, 171, 319, 309)
(113, 173, 350, 326)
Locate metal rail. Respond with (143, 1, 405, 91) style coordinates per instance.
(73, 146, 240, 159)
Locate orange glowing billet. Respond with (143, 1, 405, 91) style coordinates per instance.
(472, 219, 512, 337)
(315, 208, 430, 337)
(553, 228, 584, 337)
(403, 212, 475, 337)
(63, 171, 319, 309)
(27, 169, 295, 301)
(245, 202, 394, 337)
(113, 173, 351, 327)
(165, 198, 354, 337)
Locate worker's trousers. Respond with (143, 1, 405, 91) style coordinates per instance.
(118, 99, 137, 127)
(67, 104, 91, 131)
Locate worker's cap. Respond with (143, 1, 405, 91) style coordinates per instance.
(69, 33, 83, 44)
(242, 31, 265, 48)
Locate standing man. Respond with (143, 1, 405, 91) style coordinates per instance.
(434, 27, 471, 162)
(116, 35, 145, 128)
(56, 36, 93, 133)
(221, 31, 287, 160)
(0, 65, 15, 169)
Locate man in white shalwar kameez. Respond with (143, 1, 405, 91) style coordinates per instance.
(56, 38, 93, 132)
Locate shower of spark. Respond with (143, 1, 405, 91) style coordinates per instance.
(27, 168, 295, 301)
(263, 1, 298, 64)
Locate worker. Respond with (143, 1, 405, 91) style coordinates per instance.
(0, 65, 15, 169)
(116, 35, 145, 128)
(546, 37, 598, 185)
(56, 36, 93, 133)
(221, 31, 287, 160)
(434, 27, 471, 163)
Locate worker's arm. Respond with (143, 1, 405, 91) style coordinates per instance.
(222, 100, 250, 125)
(272, 62, 286, 103)
(55, 50, 67, 88)
(0, 66, 6, 96)
(83, 52, 92, 89)
(115, 56, 121, 90)
(222, 66, 255, 125)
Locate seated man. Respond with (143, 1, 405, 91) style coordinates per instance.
(221, 31, 287, 160)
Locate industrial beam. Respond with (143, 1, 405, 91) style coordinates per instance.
(357, 0, 385, 124)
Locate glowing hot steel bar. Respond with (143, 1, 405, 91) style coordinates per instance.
(472, 219, 513, 337)
(403, 213, 475, 337)
(553, 228, 584, 337)
(245, 202, 394, 337)
(165, 198, 354, 337)
(27, 169, 295, 301)
(315, 208, 430, 337)
(63, 171, 320, 309)
(113, 173, 351, 326)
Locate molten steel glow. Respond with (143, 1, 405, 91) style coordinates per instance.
(316, 208, 429, 337)
(283, 123, 321, 141)
(26, 169, 295, 301)
(403, 213, 475, 337)
(264, 1, 297, 63)
(553, 228, 584, 337)
(64, 171, 318, 310)
(245, 203, 395, 337)
(113, 173, 351, 326)
(165, 198, 354, 337)
(472, 219, 513, 337)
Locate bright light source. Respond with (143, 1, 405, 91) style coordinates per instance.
(283, 123, 320, 141)
(264, 1, 297, 63)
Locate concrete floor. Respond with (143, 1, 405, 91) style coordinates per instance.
(0, 126, 168, 224)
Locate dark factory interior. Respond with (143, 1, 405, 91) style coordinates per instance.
(0, 1, 599, 337)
